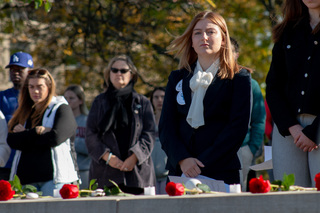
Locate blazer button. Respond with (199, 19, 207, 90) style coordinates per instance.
(304, 73, 308, 78)
(315, 41, 318, 45)
(301, 91, 305, 95)
(287, 45, 291, 49)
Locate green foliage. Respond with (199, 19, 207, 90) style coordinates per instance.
(271, 173, 295, 191)
(9, 175, 42, 197)
(24, 0, 52, 12)
(282, 173, 295, 191)
(197, 184, 211, 193)
(0, 0, 284, 99)
(89, 179, 98, 191)
(108, 180, 133, 196)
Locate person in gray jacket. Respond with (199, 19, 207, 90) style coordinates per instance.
(86, 55, 156, 195)
(0, 110, 10, 167)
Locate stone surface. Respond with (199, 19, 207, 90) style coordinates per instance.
(1, 192, 320, 213)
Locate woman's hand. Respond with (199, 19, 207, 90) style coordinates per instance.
(289, 124, 318, 152)
(102, 152, 124, 170)
(35, 126, 51, 135)
(120, 153, 138, 172)
(179, 157, 205, 178)
(13, 124, 26, 133)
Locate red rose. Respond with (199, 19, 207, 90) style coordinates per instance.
(165, 182, 184, 196)
(314, 173, 320, 191)
(59, 184, 79, 199)
(249, 175, 271, 193)
(0, 180, 15, 201)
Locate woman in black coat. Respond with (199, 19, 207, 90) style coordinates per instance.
(159, 11, 251, 185)
(266, 0, 320, 187)
(86, 55, 156, 194)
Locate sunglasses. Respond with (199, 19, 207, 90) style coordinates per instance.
(110, 68, 131, 74)
(28, 69, 48, 76)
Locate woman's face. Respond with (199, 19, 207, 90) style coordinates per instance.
(64, 90, 82, 111)
(109, 60, 133, 90)
(302, 0, 320, 10)
(28, 78, 49, 104)
(192, 18, 224, 61)
(152, 89, 165, 112)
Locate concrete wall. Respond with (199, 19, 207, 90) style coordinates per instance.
(1, 191, 320, 213)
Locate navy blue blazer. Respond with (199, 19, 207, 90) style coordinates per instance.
(159, 66, 251, 180)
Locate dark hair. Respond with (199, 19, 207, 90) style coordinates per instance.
(272, 0, 315, 42)
(230, 37, 239, 53)
(150, 87, 166, 108)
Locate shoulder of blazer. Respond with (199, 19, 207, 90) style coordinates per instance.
(235, 68, 251, 78)
(169, 68, 193, 83)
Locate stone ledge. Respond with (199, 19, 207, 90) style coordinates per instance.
(1, 191, 320, 213)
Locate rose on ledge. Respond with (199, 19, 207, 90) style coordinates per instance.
(2, 173, 320, 200)
(0, 180, 15, 201)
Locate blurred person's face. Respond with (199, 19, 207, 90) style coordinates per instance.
(64, 90, 82, 112)
(9, 65, 28, 90)
(109, 60, 132, 90)
(28, 78, 49, 104)
(152, 90, 165, 112)
(302, 0, 320, 10)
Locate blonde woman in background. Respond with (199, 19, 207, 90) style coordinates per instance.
(64, 85, 90, 189)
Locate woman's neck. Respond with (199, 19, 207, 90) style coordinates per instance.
(73, 108, 81, 117)
(309, 9, 320, 29)
(154, 110, 161, 125)
(198, 56, 218, 71)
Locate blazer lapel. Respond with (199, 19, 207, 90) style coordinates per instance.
(182, 69, 193, 109)
(203, 71, 225, 109)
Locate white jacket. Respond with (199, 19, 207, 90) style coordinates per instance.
(0, 110, 10, 167)
(10, 96, 79, 183)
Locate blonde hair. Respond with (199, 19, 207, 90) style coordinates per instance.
(64, 85, 89, 115)
(8, 68, 56, 131)
(104, 55, 138, 88)
(167, 11, 239, 79)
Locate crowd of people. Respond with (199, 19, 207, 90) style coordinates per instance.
(1, 2, 320, 196)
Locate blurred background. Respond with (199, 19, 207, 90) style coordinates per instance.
(0, 0, 283, 103)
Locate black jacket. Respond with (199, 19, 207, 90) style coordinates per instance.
(266, 17, 320, 142)
(86, 90, 156, 188)
(159, 66, 251, 182)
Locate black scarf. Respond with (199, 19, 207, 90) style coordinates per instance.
(99, 81, 134, 136)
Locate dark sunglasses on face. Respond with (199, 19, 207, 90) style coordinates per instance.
(110, 68, 131, 74)
(28, 69, 48, 76)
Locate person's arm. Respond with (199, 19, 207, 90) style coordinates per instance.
(247, 79, 266, 156)
(159, 71, 193, 171)
(86, 97, 114, 164)
(8, 104, 77, 151)
(0, 111, 10, 167)
(266, 41, 299, 137)
(127, 97, 155, 166)
(197, 70, 251, 167)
